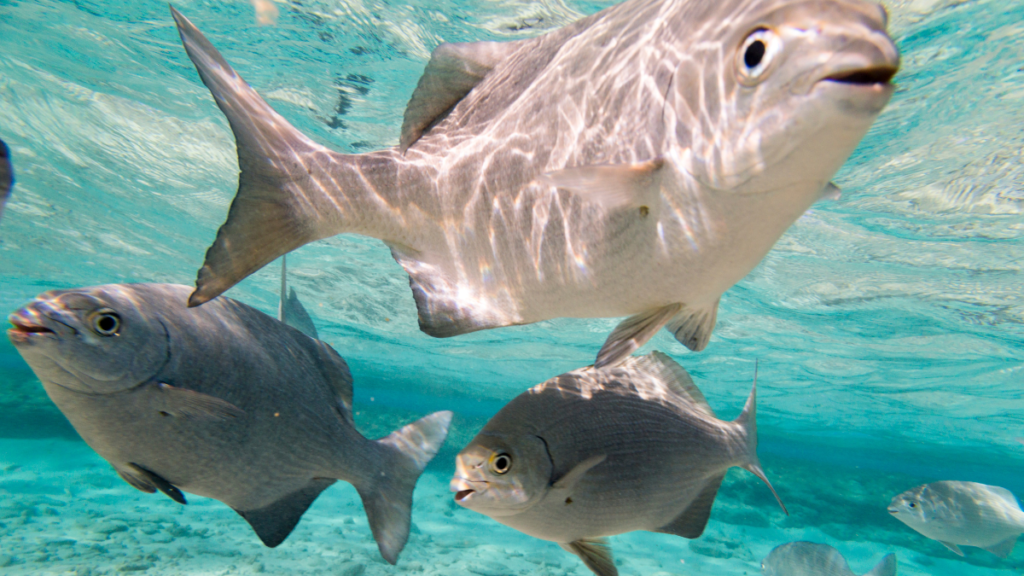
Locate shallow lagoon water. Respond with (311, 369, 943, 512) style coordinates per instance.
(1, 0, 1023, 574)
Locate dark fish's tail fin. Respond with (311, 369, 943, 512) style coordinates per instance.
(864, 553, 898, 576)
(170, 7, 344, 307)
(735, 362, 788, 515)
(358, 410, 453, 563)
(0, 138, 13, 222)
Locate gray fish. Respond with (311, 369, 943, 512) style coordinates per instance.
(279, 254, 319, 340)
(170, 0, 898, 368)
(450, 352, 785, 576)
(7, 284, 451, 562)
(888, 481, 1024, 558)
(761, 542, 897, 576)
(0, 138, 12, 222)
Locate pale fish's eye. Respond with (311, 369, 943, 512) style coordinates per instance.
(737, 28, 781, 84)
(91, 310, 121, 336)
(909, 501, 916, 508)
(489, 452, 512, 475)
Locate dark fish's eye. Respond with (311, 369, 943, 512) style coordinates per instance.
(489, 452, 512, 474)
(92, 311, 121, 336)
(744, 40, 766, 68)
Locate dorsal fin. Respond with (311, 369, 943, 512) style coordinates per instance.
(631, 351, 715, 418)
(400, 40, 524, 152)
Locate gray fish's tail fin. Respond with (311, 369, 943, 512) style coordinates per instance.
(278, 255, 319, 339)
(357, 410, 453, 563)
(0, 138, 13, 222)
(864, 553, 898, 576)
(735, 362, 788, 515)
(170, 7, 339, 307)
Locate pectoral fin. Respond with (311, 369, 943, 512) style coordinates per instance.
(560, 538, 617, 576)
(151, 383, 245, 421)
(235, 478, 335, 547)
(596, 303, 682, 368)
(655, 473, 724, 539)
(552, 455, 606, 491)
(540, 158, 665, 210)
(983, 535, 1018, 558)
(940, 541, 964, 556)
(124, 463, 187, 504)
(665, 299, 719, 352)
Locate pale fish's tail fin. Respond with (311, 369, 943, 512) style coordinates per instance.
(864, 553, 897, 576)
(170, 7, 353, 307)
(735, 361, 788, 515)
(357, 411, 453, 564)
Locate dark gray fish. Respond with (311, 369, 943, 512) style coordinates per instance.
(889, 481, 1024, 558)
(279, 255, 318, 339)
(0, 138, 13, 222)
(762, 542, 897, 576)
(7, 284, 451, 562)
(450, 352, 785, 576)
(169, 0, 898, 368)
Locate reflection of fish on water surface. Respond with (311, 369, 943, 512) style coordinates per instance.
(888, 480, 1024, 558)
(761, 541, 897, 576)
(6, 283, 452, 564)
(451, 352, 785, 576)
(171, 0, 899, 368)
(0, 138, 13, 222)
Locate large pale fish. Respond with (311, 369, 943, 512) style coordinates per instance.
(0, 138, 12, 222)
(888, 481, 1024, 558)
(450, 352, 786, 576)
(7, 284, 452, 562)
(279, 254, 319, 339)
(761, 542, 897, 576)
(170, 0, 899, 368)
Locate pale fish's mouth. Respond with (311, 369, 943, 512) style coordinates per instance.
(7, 308, 57, 343)
(823, 66, 898, 87)
(450, 477, 486, 505)
(887, 507, 899, 514)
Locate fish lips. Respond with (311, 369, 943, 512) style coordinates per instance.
(7, 307, 60, 345)
(450, 477, 488, 505)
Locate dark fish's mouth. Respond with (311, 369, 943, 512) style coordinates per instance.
(824, 66, 897, 86)
(455, 489, 474, 502)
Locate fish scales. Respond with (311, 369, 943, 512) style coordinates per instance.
(171, 0, 898, 367)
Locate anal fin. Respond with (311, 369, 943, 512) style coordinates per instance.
(560, 538, 617, 576)
(126, 463, 187, 505)
(983, 535, 1017, 558)
(665, 299, 719, 352)
(940, 541, 964, 556)
(596, 303, 682, 368)
(236, 478, 335, 547)
(655, 473, 724, 539)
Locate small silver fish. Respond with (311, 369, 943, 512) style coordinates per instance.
(170, 0, 898, 368)
(761, 542, 897, 576)
(7, 284, 451, 563)
(0, 138, 12, 222)
(278, 254, 318, 339)
(450, 352, 785, 576)
(888, 481, 1024, 558)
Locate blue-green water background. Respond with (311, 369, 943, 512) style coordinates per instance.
(0, 0, 1022, 574)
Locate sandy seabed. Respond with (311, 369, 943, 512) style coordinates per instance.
(0, 437, 1020, 576)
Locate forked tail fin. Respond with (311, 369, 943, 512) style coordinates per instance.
(357, 410, 453, 563)
(735, 362, 788, 515)
(864, 553, 897, 576)
(170, 7, 344, 306)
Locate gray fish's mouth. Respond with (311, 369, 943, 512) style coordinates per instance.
(455, 489, 474, 502)
(824, 66, 897, 86)
(7, 312, 56, 341)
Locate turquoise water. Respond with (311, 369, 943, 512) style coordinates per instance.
(1, 0, 1023, 574)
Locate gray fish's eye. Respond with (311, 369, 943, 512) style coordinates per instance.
(90, 310, 121, 336)
(737, 28, 781, 84)
(489, 452, 512, 475)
